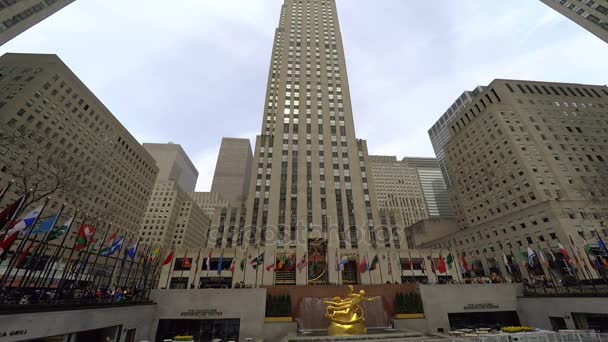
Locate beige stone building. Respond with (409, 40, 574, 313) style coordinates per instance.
(369, 155, 429, 228)
(0, 0, 75, 46)
(405, 218, 460, 249)
(190, 191, 228, 218)
(540, 0, 608, 43)
(403, 157, 452, 219)
(0, 53, 158, 234)
(139, 180, 210, 248)
(210, 137, 252, 205)
(143, 143, 198, 193)
(423, 79, 608, 281)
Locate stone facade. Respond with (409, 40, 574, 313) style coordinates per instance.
(0, 53, 158, 235)
(540, 0, 608, 43)
(143, 142, 198, 193)
(211, 137, 253, 205)
(0, 0, 75, 46)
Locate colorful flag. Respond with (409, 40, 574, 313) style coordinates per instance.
(537, 245, 548, 268)
(250, 252, 264, 269)
(283, 253, 296, 272)
(370, 254, 379, 271)
(0, 196, 24, 230)
(126, 240, 138, 262)
(8, 204, 44, 234)
(75, 223, 96, 251)
(0, 231, 18, 256)
(101, 236, 124, 256)
(446, 253, 453, 270)
(600, 256, 608, 269)
(460, 254, 468, 272)
(16, 242, 35, 268)
(47, 215, 73, 241)
(429, 256, 436, 274)
(183, 253, 191, 269)
(266, 252, 276, 272)
(338, 255, 348, 271)
(558, 242, 570, 260)
(437, 254, 447, 274)
(162, 250, 174, 266)
(296, 255, 307, 273)
(217, 252, 223, 275)
(359, 255, 368, 273)
(598, 239, 608, 255)
(239, 257, 245, 271)
(30, 211, 61, 234)
(229, 259, 236, 273)
(527, 247, 537, 268)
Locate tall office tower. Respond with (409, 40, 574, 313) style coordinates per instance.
(540, 0, 608, 43)
(424, 79, 608, 279)
(369, 155, 428, 228)
(0, 0, 75, 46)
(143, 143, 198, 193)
(210, 137, 253, 204)
(428, 87, 485, 187)
(190, 191, 229, 218)
(226, 0, 383, 285)
(139, 180, 210, 248)
(402, 157, 452, 218)
(0, 53, 158, 233)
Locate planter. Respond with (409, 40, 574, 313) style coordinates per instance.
(395, 313, 425, 319)
(264, 316, 293, 323)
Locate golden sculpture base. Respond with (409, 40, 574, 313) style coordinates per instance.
(327, 322, 367, 336)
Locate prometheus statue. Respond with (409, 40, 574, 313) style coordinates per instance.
(324, 285, 379, 335)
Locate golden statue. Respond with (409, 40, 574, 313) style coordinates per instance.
(324, 285, 378, 335)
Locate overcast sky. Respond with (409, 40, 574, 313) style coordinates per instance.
(1, 0, 607, 191)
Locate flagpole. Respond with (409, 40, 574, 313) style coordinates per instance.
(56, 217, 92, 291)
(21, 204, 66, 287)
(388, 250, 395, 284)
(242, 247, 248, 285)
(1, 197, 50, 288)
(37, 211, 78, 289)
(366, 251, 371, 284)
(115, 233, 131, 289)
(192, 247, 201, 289)
(86, 224, 112, 288)
(122, 237, 139, 288)
(592, 230, 608, 284)
(0, 192, 28, 238)
(106, 230, 128, 291)
(254, 246, 259, 288)
(72, 221, 103, 290)
(165, 246, 175, 289)
(378, 253, 384, 284)
(132, 243, 149, 289)
(181, 248, 188, 279)
(449, 248, 461, 283)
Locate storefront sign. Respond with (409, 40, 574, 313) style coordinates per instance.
(180, 309, 223, 317)
(463, 303, 499, 311)
(0, 330, 27, 338)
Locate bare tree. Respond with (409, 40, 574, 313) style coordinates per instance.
(0, 127, 97, 208)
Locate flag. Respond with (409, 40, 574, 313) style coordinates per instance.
(149, 246, 160, 262)
(598, 239, 608, 255)
(229, 259, 236, 273)
(527, 247, 537, 268)
(206, 251, 211, 271)
(239, 257, 245, 271)
(16, 242, 35, 268)
(558, 242, 570, 260)
(537, 246, 548, 268)
(48, 216, 73, 241)
(162, 250, 174, 266)
(283, 253, 296, 272)
(8, 205, 44, 234)
(99, 232, 118, 254)
(429, 256, 436, 274)
(126, 241, 138, 262)
(266, 252, 276, 272)
(75, 223, 96, 251)
(296, 255, 307, 272)
(503, 253, 512, 273)
(370, 255, 379, 271)
(334, 249, 339, 271)
(387, 254, 392, 275)
(0, 196, 24, 230)
(250, 252, 264, 269)
(101, 236, 124, 256)
(338, 255, 348, 271)
(217, 252, 223, 275)
(183, 253, 191, 269)
(438, 254, 447, 274)
(30, 211, 61, 234)
(359, 255, 368, 273)
(460, 254, 468, 272)
(0, 231, 18, 256)
(599, 256, 608, 269)
(446, 253, 453, 270)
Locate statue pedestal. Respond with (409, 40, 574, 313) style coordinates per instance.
(327, 321, 366, 336)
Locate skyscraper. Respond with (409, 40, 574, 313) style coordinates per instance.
(210, 137, 253, 204)
(423, 79, 608, 278)
(402, 157, 452, 218)
(0, 0, 75, 46)
(209, 0, 385, 285)
(143, 143, 198, 193)
(0, 53, 158, 233)
(539, 0, 608, 43)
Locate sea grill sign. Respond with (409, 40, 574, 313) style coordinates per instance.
(0, 329, 27, 338)
(463, 303, 499, 311)
(180, 309, 223, 318)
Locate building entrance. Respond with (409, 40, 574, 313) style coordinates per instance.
(156, 319, 239, 342)
(448, 311, 520, 330)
